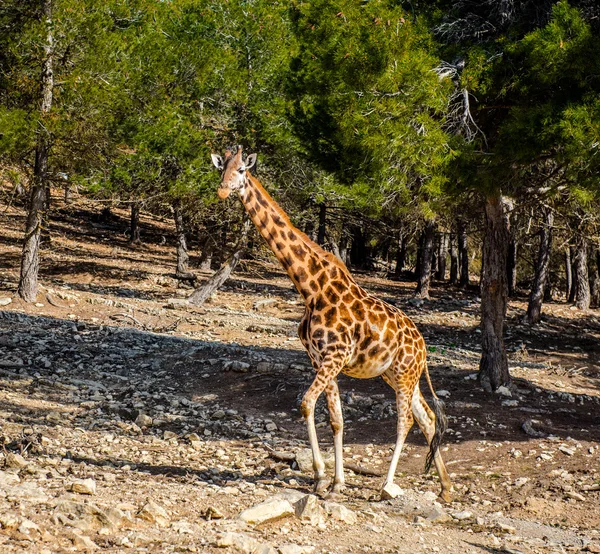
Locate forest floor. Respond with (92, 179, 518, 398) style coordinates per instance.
(0, 193, 599, 553)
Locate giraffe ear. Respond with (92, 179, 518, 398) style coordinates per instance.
(211, 154, 224, 171)
(245, 154, 257, 170)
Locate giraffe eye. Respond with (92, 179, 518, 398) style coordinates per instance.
(238, 168, 245, 174)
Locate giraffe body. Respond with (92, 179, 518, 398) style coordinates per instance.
(211, 147, 452, 502)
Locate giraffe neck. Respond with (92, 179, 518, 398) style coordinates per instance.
(239, 173, 341, 300)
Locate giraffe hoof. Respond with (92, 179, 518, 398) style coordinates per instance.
(438, 490, 452, 504)
(314, 479, 331, 494)
(331, 483, 346, 495)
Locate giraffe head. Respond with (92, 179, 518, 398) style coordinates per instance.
(211, 145, 257, 199)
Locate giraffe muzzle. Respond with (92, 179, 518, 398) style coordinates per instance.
(217, 187, 231, 199)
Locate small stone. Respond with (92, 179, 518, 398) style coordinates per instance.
(295, 449, 334, 473)
(425, 505, 451, 523)
(256, 362, 274, 373)
(502, 400, 519, 407)
(135, 413, 153, 427)
(17, 517, 40, 535)
(137, 500, 170, 527)
(265, 422, 277, 432)
(0, 470, 20, 486)
(436, 390, 451, 398)
(279, 545, 316, 554)
(294, 494, 324, 525)
(70, 478, 97, 495)
(72, 533, 99, 550)
(0, 298, 12, 306)
(565, 491, 585, 502)
(202, 506, 224, 520)
(5, 452, 29, 469)
(0, 513, 20, 530)
(163, 431, 178, 441)
(380, 482, 404, 500)
(559, 445, 576, 456)
(216, 531, 276, 553)
(452, 510, 472, 521)
(239, 497, 295, 525)
(495, 386, 512, 397)
(497, 522, 516, 534)
(514, 477, 529, 488)
(166, 298, 188, 309)
(323, 502, 357, 524)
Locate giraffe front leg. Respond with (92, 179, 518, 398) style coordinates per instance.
(325, 378, 345, 495)
(300, 354, 347, 495)
(300, 377, 330, 494)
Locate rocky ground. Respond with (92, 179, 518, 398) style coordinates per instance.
(0, 197, 599, 553)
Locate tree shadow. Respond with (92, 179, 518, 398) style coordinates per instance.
(1, 310, 598, 458)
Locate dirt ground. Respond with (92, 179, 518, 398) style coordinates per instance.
(0, 193, 599, 553)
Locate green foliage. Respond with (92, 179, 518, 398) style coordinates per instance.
(287, 0, 454, 221)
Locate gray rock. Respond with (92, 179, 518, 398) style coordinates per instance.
(3, 481, 49, 503)
(137, 500, 170, 527)
(0, 470, 21, 486)
(70, 478, 97, 495)
(559, 445, 576, 456)
(135, 413, 153, 427)
(72, 532, 99, 550)
(238, 497, 295, 525)
(425, 505, 451, 523)
(295, 449, 334, 474)
(495, 386, 512, 397)
(4, 452, 29, 469)
(216, 531, 277, 554)
(323, 501, 357, 524)
(294, 494, 324, 525)
(17, 517, 39, 535)
(380, 482, 404, 500)
(279, 545, 316, 554)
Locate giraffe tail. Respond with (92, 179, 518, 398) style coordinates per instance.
(423, 362, 448, 474)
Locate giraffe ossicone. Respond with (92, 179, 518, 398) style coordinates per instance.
(211, 145, 453, 502)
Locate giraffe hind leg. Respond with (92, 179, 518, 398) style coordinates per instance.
(325, 378, 345, 495)
(411, 387, 453, 503)
(381, 369, 414, 497)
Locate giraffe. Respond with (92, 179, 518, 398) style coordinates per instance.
(211, 146, 452, 502)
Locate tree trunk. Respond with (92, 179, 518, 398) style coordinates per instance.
(18, 0, 54, 302)
(415, 220, 435, 299)
(326, 231, 342, 260)
(458, 218, 469, 288)
(436, 232, 448, 281)
(573, 237, 590, 310)
(172, 200, 193, 279)
(339, 233, 349, 267)
(394, 232, 408, 277)
(350, 225, 368, 268)
(506, 237, 517, 297)
(565, 248, 572, 301)
(479, 194, 511, 391)
(591, 249, 600, 308)
(129, 202, 141, 245)
(317, 203, 326, 246)
(64, 185, 73, 204)
(525, 209, 553, 324)
(449, 233, 459, 285)
(188, 219, 250, 306)
(568, 245, 578, 303)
